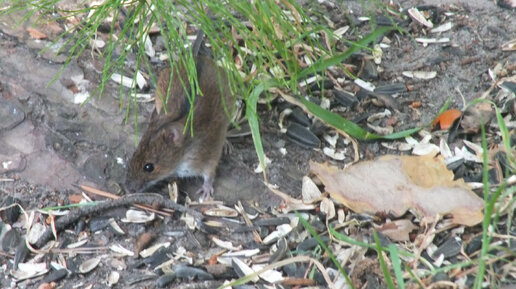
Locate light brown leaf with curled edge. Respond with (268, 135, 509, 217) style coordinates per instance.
(375, 219, 417, 242)
(310, 154, 484, 226)
(26, 27, 47, 39)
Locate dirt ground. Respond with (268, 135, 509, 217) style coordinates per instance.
(0, 0, 514, 288)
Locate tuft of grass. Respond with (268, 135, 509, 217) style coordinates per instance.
(473, 100, 515, 288)
(1, 0, 418, 172)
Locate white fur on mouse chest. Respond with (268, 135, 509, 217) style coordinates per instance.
(174, 160, 204, 178)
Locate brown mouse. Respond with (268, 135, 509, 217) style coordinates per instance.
(125, 53, 235, 201)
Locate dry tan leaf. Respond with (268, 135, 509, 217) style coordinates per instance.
(68, 194, 84, 204)
(26, 27, 47, 39)
(310, 155, 484, 226)
(460, 102, 494, 134)
(375, 219, 417, 242)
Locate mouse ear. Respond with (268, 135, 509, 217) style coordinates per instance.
(161, 123, 184, 145)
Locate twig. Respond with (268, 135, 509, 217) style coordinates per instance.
(34, 193, 203, 249)
(50, 247, 109, 254)
(79, 184, 174, 216)
(176, 280, 225, 289)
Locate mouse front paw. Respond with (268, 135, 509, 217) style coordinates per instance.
(196, 177, 214, 202)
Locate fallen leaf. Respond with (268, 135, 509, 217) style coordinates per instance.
(432, 109, 462, 130)
(26, 27, 47, 39)
(460, 102, 494, 134)
(68, 194, 84, 204)
(310, 154, 484, 226)
(375, 219, 417, 242)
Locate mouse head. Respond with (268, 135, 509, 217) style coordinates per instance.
(125, 121, 187, 193)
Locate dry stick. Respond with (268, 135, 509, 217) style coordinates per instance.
(34, 193, 203, 249)
(176, 280, 225, 289)
(80, 184, 174, 216)
(50, 247, 109, 254)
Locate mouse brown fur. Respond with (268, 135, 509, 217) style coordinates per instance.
(125, 55, 235, 200)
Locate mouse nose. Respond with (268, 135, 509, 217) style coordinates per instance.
(123, 178, 143, 194)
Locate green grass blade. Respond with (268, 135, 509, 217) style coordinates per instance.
(300, 97, 420, 140)
(474, 122, 490, 289)
(373, 231, 396, 289)
(493, 106, 515, 169)
(330, 226, 376, 248)
(405, 265, 425, 288)
(436, 97, 452, 115)
(247, 81, 273, 179)
(388, 244, 405, 289)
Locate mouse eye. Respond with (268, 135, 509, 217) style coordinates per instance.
(143, 163, 154, 173)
